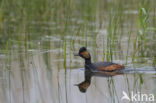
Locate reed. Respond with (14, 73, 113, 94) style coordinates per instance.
(64, 39, 67, 71)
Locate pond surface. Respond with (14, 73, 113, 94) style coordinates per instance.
(0, 0, 156, 103)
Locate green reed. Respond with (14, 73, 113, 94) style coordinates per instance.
(137, 2, 149, 57)
(4, 40, 13, 74)
(126, 31, 132, 64)
(106, 1, 124, 62)
(153, 57, 156, 68)
(64, 39, 67, 71)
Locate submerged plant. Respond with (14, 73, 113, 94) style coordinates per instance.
(137, 1, 149, 57)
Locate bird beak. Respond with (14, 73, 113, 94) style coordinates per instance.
(74, 53, 79, 56)
(74, 84, 79, 86)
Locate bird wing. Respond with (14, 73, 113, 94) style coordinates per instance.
(94, 62, 124, 71)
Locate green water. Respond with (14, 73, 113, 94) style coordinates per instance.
(0, 0, 156, 103)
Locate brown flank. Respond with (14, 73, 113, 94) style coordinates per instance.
(98, 64, 124, 71)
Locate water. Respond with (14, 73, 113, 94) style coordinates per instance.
(0, 0, 156, 103)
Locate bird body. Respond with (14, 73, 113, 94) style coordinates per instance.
(86, 62, 124, 72)
(75, 47, 124, 72)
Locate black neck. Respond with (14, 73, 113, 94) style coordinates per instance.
(85, 58, 91, 64)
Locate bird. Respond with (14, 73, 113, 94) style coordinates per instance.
(74, 47, 124, 72)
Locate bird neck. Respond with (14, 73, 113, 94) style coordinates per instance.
(85, 58, 91, 65)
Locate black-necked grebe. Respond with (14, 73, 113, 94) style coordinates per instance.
(75, 47, 124, 72)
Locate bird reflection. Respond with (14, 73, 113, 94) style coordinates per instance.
(75, 69, 123, 93)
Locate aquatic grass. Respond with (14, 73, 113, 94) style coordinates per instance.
(105, 0, 125, 62)
(102, 38, 105, 61)
(64, 39, 67, 71)
(0, 0, 5, 25)
(69, 41, 72, 69)
(93, 35, 97, 62)
(126, 31, 132, 64)
(16, 42, 28, 103)
(80, 24, 85, 40)
(136, 1, 150, 87)
(132, 74, 144, 94)
(5, 40, 12, 71)
(81, 0, 96, 22)
(5, 41, 9, 69)
(0, 0, 74, 49)
(153, 56, 156, 68)
(107, 78, 114, 102)
(131, 37, 137, 64)
(64, 40, 68, 103)
(65, 70, 68, 103)
(42, 41, 52, 70)
(111, 78, 120, 103)
(106, 11, 114, 62)
(85, 28, 88, 47)
(118, 7, 124, 43)
(4, 40, 13, 103)
(107, 78, 120, 103)
(139, 74, 143, 84)
(137, 5, 149, 57)
(124, 75, 132, 103)
(57, 69, 61, 103)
